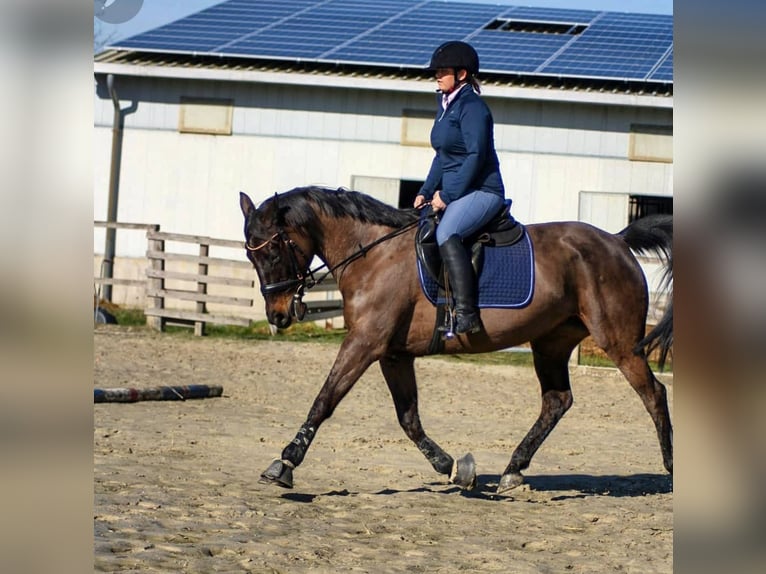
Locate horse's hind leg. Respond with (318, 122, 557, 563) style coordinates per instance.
(612, 352, 673, 474)
(498, 335, 576, 493)
(578, 252, 673, 475)
(380, 354, 475, 489)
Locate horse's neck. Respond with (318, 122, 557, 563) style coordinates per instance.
(315, 220, 389, 274)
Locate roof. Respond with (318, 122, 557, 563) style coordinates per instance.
(105, 0, 672, 90)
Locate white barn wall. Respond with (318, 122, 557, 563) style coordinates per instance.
(94, 75, 671, 309)
(96, 80, 671, 233)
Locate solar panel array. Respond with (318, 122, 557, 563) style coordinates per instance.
(111, 0, 673, 83)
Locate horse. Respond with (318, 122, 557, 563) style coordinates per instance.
(239, 186, 673, 493)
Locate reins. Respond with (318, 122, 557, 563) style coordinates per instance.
(305, 215, 427, 289)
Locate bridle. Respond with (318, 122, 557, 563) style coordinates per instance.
(245, 227, 317, 320)
(245, 209, 430, 320)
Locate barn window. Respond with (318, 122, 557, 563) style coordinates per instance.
(399, 179, 424, 209)
(628, 195, 673, 222)
(484, 19, 587, 35)
(629, 124, 673, 163)
(401, 109, 433, 147)
(178, 97, 233, 135)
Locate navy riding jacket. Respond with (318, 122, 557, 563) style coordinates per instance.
(418, 86, 505, 205)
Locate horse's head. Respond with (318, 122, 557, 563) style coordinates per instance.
(239, 191, 315, 329)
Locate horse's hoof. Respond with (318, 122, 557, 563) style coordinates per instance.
(259, 459, 294, 488)
(496, 472, 524, 494)
(450, 453, 477, 490)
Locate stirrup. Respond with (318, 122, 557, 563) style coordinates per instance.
(438, 311, 455, 339)
(454, 311, 481, 334)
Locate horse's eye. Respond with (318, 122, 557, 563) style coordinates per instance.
(267, 247, 281, 264)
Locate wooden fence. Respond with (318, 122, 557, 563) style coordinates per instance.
(94, 222, 343, 335)
(94, 221, 159, 292)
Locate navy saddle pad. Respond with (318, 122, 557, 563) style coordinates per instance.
(417, 231, 535, 308)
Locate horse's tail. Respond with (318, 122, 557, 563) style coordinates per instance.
(617, 214, 673, 370)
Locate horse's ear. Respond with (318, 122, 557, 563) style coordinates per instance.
(271, 192, 291, 226)
(239, 192, 256, 218)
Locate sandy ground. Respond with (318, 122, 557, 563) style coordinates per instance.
(94, 326, 673, 573)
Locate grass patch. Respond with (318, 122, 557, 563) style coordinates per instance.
(440, 351, 671, 372)
(577, 352, 672, 373)
(204, 321, 347, 343)
(98, 305, 347, 343)
(155, 320, 347, 343)
(108, 306, 146, 326)
(577, 350, 672, 373)
(578, 354, 617, 369)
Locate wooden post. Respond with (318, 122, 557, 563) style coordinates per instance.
(146, 226, 165, 331)
(195, 243, 209, 336)
(569, 344, 580, 368)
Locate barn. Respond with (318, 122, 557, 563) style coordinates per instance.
(93, 0, 672, 321)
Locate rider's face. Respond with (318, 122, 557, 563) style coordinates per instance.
(435, 67, 466, 94)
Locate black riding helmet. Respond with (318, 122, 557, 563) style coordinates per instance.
(427, 40, 479, 75)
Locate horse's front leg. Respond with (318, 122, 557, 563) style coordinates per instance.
(259, 335, 377, 489)
(379, 354, 476, 489)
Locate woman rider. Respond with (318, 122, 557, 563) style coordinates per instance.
(414, 41, 507, 334)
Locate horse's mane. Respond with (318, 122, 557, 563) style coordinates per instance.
(262, 186, 419, 234)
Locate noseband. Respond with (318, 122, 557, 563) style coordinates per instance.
(246, 228, 315, 320)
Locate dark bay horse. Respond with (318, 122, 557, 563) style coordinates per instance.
(239, 186, 673, 493)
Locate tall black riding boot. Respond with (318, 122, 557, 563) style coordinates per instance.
(439, 235, 481, 334)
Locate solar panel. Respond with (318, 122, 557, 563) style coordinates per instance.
(648, 49, 673, 82)
(109, 0, 672, 84)
(227, 0, 413, 60)
(538, 13, 672, 80)
(498, 6, 599, 23)
(473, 32, 572, 73)
(329, 2, 501, 66)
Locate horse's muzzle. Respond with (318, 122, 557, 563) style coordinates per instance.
(269, 310, 293, 329)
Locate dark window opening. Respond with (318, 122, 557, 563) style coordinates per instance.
(399, 179, 423, 209)
(484, 19, 587, 35)
(632, 124, 673, 136)
(629, 195, 673, 222)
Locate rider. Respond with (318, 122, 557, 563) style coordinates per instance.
(414, 40, 506, 334)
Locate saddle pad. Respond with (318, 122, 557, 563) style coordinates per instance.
(417, 231, 535, 308)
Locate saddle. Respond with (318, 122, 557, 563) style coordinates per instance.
(415, 200, 524, 288)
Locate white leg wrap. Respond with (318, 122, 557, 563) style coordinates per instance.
(448, 459, 458, 482)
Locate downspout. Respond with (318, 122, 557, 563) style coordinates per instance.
(103, 73, 123, 302)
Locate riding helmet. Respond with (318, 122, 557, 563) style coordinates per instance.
(427, 41, 480, 75)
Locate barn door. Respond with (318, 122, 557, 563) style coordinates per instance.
(578, 191, 629, 233)
(351, 176, 401, 208)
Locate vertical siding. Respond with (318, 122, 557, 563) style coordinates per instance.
(579, 191, 630, 232)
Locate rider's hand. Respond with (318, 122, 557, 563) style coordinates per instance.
(432, 191, 447, 211)
(413, 195, 426, 209)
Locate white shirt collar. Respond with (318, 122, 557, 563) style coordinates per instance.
(441, 83, 469, 110)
